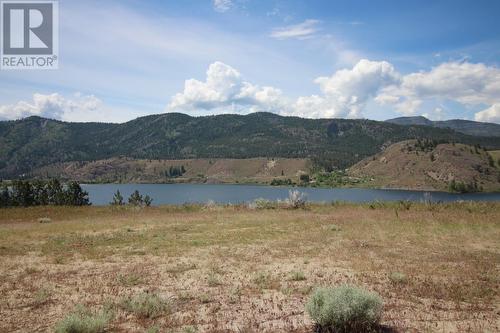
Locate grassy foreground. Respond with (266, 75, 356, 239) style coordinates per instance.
(0, 202, 499, 332)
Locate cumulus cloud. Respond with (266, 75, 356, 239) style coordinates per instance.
(376, 61, 500, 115)
(270, 19, 320, 40)
(213, 0, 233, 12)
(475, 104, 500, 123)
(423, 107, 446, 121)
(168, 60, 500, 121)
(294, 59, 400, 118)
(168, 62, 288, 114)
(0, 93, 102, 121)
(169, 59, 399, 118)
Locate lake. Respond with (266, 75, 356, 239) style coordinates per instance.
(81, 183, 500, 206)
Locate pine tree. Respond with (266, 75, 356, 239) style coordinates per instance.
(110, 190, 124, 206)
(144, 195, 153, 207)
(64, 182, 90, 206)
(11, 180, 34, 206)
(47, 179, 64, 205)
(32, 180, 49, 205)
(0, 184, 11, 207)
(128, 190, 143, 206)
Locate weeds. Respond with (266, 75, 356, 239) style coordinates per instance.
(327, 224, 342, 232)
(199, 294, 212, 304)
(207, 272, 222, 287)
(248, 198, 277, 210)
(253, 272, 280, 290)
(289, 271, 306, 281)
(33, 287, 52, 306)
(120, 292, 171, 319)
(398, 200, 412, 210)
(54, 305, 112, 333)
(117, 273, 142, 286)
(388, 272, 408, 285)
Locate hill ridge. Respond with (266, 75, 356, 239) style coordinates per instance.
(386, 116, 500, 137)
(2, 112, 500, 179)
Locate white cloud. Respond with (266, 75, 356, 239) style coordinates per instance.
(169, 59, 400, 119)
(288, 59, 400, 118)
(376, 61, 500, 115)
(213, 0, 233, 12)
(423, 107, 446, 121)
(270, 19, 320, 40)
(0, 93, 102, 121)
(475, 104, 500, 124)
(168, 62, 288, 114)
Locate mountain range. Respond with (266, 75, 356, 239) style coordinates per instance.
(1, 112, 500, 179)
(386, 116, 500, 137)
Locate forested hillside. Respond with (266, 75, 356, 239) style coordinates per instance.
(386, 116, 500, 137)
(1, 112, 500, 179)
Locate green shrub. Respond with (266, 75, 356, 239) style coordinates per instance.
(253, 272, 279, 290)
(120, 293, 170, 319)
(55, 305, 112, 333)
(249, 198, 277, 210)
(270, 178, 293, 186)
(289, 271, 306, 281)
(207, 272, 222, 287)
(306, 286, 383, 332)
(328, 224, 342, 232)
(388, 272, 407, 285)
(110, 190, 124, 206)
(33, 287, 52, 306)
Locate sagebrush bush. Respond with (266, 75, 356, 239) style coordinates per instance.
(33, 287, 52, 306)
(120, 292, 170, 319)
(55, 305, 112, 333)
(388, 272, 407, 285)
(306, 286, 383, 332)
(248, 198, 277, 210)
(328, 224, 341, 232)
(289, 271, 306, 281)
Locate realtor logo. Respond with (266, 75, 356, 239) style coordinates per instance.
(1, 0, 58, 69)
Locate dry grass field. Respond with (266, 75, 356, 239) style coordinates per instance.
(489, 150, 500, 164)
(1, 202, 499, 332)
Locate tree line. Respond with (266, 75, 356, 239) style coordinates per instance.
(165, 165, 186, 178)
(448, 179, 482, 193)
(110, 190, 152, 207)
(0, 179, 90, 207)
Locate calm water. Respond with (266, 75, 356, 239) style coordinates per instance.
(81, 183, 500, 206)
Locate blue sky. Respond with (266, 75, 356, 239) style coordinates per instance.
(1, 0, 499, 123)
